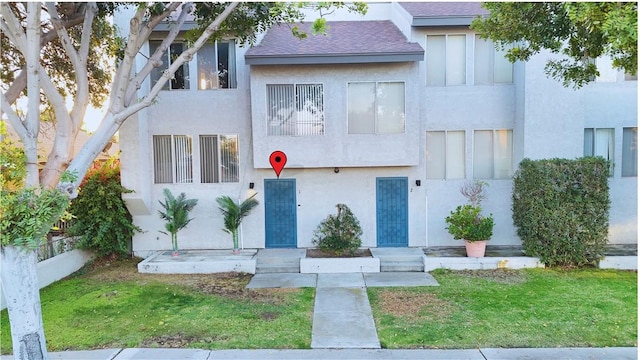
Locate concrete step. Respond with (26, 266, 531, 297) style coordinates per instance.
(380, 261, 424, 272)
(256, 264, 300, 274)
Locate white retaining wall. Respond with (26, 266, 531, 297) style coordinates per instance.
(1, 249, 94, 310)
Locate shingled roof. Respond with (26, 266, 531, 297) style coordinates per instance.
(244, 20, 424, 65)
(399, 2, 488, 26)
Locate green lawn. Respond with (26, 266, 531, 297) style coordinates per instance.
(368, 268, 637, 349)
(1, 258, 314, 353)
(2, 260, 636, 353)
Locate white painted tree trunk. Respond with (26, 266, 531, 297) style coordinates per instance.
(1, 246, 48, 360)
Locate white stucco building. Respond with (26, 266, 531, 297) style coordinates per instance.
(117, 2, 638, 258)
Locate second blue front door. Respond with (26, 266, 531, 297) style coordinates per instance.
(376, 177, 409, 247)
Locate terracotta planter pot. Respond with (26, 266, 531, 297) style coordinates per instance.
(464, 240, 487, 257)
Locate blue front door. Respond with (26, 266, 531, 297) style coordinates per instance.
(264, 179, 297, 248)
(376, 177, 409, 247)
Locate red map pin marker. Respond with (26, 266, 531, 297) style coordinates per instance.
(269, 151, 287, 179)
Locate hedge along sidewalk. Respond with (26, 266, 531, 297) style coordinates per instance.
(512, 157, 610, 267)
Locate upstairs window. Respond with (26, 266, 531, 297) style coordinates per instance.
(348, 81, 405, 134)
(622, 127, 637, 177)
(426, 34, 466, 86)
(426, 130, 465, 179)
(584, 128, 614, 175)
(474, 36, 513, 85)
(150, 42, 190, 90)
(474, 129, 513, 179)
(267, 84, 324, 136)
(153, 135, 192, 183)
(198, 40, 237, 89)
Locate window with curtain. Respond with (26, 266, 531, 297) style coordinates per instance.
(153, 135, 192, 183)
(426, 131, 465, 179)
(347, 81, 405, 134)
(426, 34, 466, 86)
(473, 129, 513, 179)
(267, 84, 324, 136)
(622, 127, 638, 177)
(197, 40, 237, 89)
(584, 128, 615, 175)
(149, 42, 190, 90)
(622, 127, 637, 177)
(474, 36, 513, 85)
(200, 134, 239, 183)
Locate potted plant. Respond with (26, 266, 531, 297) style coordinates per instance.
(445, 181, 494, 257)
(216, 194, 259, 254)
(158, 188, 198, 256)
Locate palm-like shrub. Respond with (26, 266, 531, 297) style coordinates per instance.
(216, 194, 259, 252)
(158, 188, 198, 253)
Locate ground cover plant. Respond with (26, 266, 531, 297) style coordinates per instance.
(0, 258, 314, 353)
(369, 268, 637, 349)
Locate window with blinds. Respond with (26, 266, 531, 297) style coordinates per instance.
(153, 134, 239, 184)
(267, 84, 324, 136)
(153, 135, 192, 183)
(199, 134, 239, 183)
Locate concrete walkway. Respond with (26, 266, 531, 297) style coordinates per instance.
(312, 273, 380, 348)
(2, 347, 636, 359)
(247, 271, 439, 349)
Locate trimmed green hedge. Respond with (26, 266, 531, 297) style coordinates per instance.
(512, 157, 610, 267)
(69, 159, 139, 257)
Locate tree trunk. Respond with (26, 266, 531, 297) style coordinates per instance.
(1, 246, 48, 360)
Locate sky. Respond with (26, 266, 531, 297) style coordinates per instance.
(83, 105, 107, 133)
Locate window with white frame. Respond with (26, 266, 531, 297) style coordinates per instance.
(474, 36, 513, 85)
(426, 34, 466, 86)
(149, 40, 237, 91)
(149, 41, 190, 90)
(200, 135, 239, 183)
(622, 127, 638, 177)
(197, 40, 237, 89)
(473, 129, 513, 179)
(426, 131, 465, 179)
(267, 84, 324, 136)
(347, 81, 405, 134)
(584, 128, 615, 175)
(153, 135, 192, 183)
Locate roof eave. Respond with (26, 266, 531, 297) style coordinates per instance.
(245, 52, 425, 65)
(412, 16, 478, 27)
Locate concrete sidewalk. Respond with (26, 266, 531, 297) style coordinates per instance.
(2, 347, 636, 360)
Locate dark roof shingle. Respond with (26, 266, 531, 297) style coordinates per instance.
(245, 21, 424, 65)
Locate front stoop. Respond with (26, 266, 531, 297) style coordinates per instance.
(138, 250, 257, 274)
(255, 249, 306, 274)
(423, 256, 545, 271)
(300, 257, 380, 273)
(370, 247, 425, 272)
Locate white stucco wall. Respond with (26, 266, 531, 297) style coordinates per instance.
(119, 2, 637, 255)
(518, 50, 638, 244)
(250, 63, 422, 169)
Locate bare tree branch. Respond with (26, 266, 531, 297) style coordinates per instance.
(125, 2, 191, 105)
